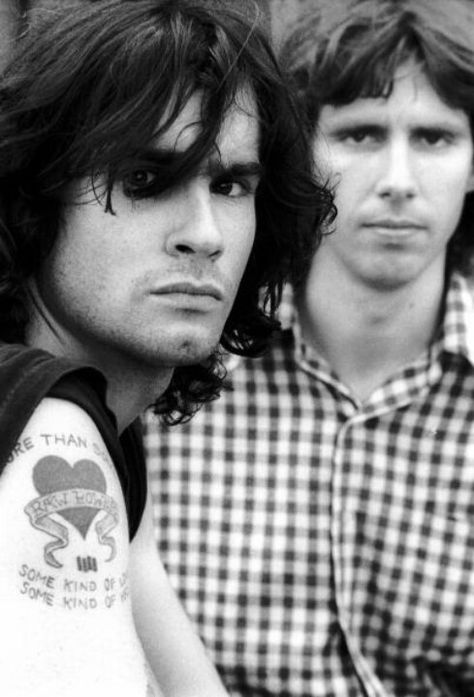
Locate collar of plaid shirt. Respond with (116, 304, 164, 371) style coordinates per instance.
(276, 271, 474, 368)
(149, 271, 474, 697)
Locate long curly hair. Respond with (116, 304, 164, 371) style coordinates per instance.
(281, 0, 474, 276)
(0, 0, 334, 423)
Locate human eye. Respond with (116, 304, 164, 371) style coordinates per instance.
(414, 128, 455, 148)
(211, 174, 260, 199)
(121, 168, 158, 198)
(335, 126, 384, 146)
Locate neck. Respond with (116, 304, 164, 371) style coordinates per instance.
(297, 258, 446, 400)
(26, 303, 172, 434)
(94, 362, 171, 434)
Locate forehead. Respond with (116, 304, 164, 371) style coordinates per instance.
(156, 88, 260, 161)
(319, 65, 471, 130)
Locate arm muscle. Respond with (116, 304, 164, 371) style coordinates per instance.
(0, 398, 159, 697)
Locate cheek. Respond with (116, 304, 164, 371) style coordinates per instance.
(429, 165, 472, 223)
(223, 209, 256, 277)
(229, 241, 254, 289)
(43, 225, 117, 312)
(327, 153, 368, 202)
(243, 213, 256, 252)
(240, 219, 256, 267)
(331, 172, 361, 221)
(429, 147, 473, 191)
(313, 137, 337, 177)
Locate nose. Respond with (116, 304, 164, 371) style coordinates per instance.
(375, 138, 417, 202)
(165, 182, 223, 260)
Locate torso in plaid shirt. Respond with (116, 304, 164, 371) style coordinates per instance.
(145, 272, 474, 697)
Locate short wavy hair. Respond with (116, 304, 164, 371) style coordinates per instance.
(281, 0, 474, 275)
(0, 0, 333, 423)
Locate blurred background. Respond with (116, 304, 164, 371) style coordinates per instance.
(0, 0, 315, 70)
(264, 0, 313, 43)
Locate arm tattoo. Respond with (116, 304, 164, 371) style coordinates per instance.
(24, 456, 119, 568)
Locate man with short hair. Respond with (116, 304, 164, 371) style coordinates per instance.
(146, 1, 474, 694)
(0, 1, 330, 694)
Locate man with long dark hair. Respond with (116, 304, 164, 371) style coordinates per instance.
(148, 1, 474, 694)
(0, 1, 331, 694)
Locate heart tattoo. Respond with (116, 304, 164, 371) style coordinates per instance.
(33, 456, 107, 538)
(24, 455, 119, 568)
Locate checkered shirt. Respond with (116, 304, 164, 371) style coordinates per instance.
(145, 272, 474, 697)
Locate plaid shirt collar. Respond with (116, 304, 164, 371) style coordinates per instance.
(436, 271, 474, 366)
(275, 270, 474, 368)
(224, 272, 474, 408)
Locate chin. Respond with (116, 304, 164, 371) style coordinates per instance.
(360, 257, 424, 289)
(164, 338, 219, 366)
(365, 271, 418, 291)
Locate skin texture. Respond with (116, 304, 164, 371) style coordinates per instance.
(298, 62, 474, 398)
(30, 89, 261, 427)
(2, 88, 262, 696)
(310, 63, 474, 293)
(0, 399, 158, 696)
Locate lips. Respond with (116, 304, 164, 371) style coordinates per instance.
(151, 281, 224, 300)
(364, 219, 425, 230)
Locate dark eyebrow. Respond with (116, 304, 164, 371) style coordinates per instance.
(329, 121, 387, 132)
(121, 148, 263, 179)
(206, 160, 264, 180)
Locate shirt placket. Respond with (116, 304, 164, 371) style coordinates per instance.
(328, 355, 442, 697)
(331, 410, 390, 697)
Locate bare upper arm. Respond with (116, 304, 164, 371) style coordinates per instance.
(0, 397, 159, 696)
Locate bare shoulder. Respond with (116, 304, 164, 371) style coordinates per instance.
(0, 398, 158, 696)
(0, 397, 127, 576)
